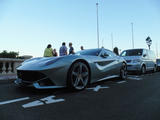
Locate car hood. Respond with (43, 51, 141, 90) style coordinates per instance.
(17, 56, 65, 71)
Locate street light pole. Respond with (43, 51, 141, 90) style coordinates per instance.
(111, 33, 113, 50)
(156, 43, 158, 57)
(96, 3, 99, 48)
(131, 22, 134, 49)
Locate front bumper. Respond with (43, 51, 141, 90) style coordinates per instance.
(127, 63, 141, 71)
(14, 78, 65, 89)
(15, 78, 33, 87)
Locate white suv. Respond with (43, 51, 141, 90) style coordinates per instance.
(120, 49, 157, 74)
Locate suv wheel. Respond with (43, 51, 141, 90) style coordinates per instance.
(141, 65, 146, 74)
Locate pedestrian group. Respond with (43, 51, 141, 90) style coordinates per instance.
(43, 42, 84, 57)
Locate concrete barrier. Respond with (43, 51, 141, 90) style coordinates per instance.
(0, 58, 25, 81)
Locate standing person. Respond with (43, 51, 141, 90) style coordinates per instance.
(69, 42, 75, 54)
(113, 47, 119, 55)
(59, 42, 67, 56)
(52, 49, 58, 56)
(80, 46, 84, 50)
(43, 44, 53, 57)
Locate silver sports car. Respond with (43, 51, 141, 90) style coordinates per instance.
(15, 48, 127, 90)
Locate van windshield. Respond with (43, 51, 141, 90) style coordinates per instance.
(121, 49, 143, 56)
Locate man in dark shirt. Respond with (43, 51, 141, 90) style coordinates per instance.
(69, 42, 75, 54)
(59, 42, 67, 56)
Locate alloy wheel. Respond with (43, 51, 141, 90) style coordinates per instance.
(120, 63, 127, 80)
(69, 62, 89, 90)
(141, 66, 146, 74)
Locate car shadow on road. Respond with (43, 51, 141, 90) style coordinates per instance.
(14, 85, 86, 97)
(14, 72, 156, 96)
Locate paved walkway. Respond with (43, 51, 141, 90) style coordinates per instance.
(0, 74, 17, 83)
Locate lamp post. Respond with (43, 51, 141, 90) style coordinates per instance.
(131, 22, 134, 49)
(111, 33, 113, 50)
(96, 3, 99, 48)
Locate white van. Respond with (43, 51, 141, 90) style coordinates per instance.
(120, 48, 157, 74)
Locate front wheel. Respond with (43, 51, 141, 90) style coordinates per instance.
(67, 62, 89, 91)
(140, 65, 146, 74)
(120, 63, 127, 80)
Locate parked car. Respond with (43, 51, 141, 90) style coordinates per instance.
(156, 59, 160, 71)
(120, 48, 157, 74)
(15, 48, 127, 91)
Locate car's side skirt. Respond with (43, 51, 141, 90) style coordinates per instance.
(97, 75, 119, 82)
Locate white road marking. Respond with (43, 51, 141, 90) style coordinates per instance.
(40, 96, 65, 104)
(22, 100, 44, 108)
(0, 97, 30, 105)
(128, 76, 142, 80)
(116, 80, 127, 84)
(22, 95, 65, 108)
(87, 85, 110, 92)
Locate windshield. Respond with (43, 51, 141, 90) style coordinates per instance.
(121, 49, 143, 56)
(157, 59, 160, 63)
(75, 49, 101, 56)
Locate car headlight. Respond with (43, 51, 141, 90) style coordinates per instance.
(132, 59, 141, 63)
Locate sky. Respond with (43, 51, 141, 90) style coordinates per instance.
(0, 0, 160, 57)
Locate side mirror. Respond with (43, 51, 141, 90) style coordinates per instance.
(101, 53, 108, 58)
(143, 54, 147, 57)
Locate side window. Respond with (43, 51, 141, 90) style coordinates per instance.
(107, 50, 116, 57)
(100, 50, 109, 58)
(143, 49, 147, 58)
(150, 51, 156, 59)
(147, 50, 155, 59)
(104, 50, 115, 57)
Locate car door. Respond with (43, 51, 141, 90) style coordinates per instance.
(93, 49, 120, 81)
(142, 49, 150, 70)
(147, 50, 155, 70)
(104, 50, 122, 76)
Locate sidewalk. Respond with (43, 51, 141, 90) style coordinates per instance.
(0, 74, 17, 83)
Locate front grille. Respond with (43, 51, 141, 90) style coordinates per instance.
(17, 70, 46, 82)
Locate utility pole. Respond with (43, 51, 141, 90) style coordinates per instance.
(156, 43, 158, 57)
(96, 3, 99, 48)
(111, 33, 113, 50)
(131, 22, 134, 49)
(102, 38, 104, 48)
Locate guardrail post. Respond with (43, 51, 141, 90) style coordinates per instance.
(8, 62, 12, 74)
(2, 62, 6, 74)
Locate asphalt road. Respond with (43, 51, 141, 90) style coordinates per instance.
(0, 72, 160, 120)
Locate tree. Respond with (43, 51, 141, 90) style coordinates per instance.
(146, 36, 152, 49)
(0, 50, 19, 58)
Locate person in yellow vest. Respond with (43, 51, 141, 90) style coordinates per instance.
(43, 44, 53, 57)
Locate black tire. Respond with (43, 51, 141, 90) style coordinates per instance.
(140, 65, 146, 74)
(120, 63, 127, 80)
(67, 61, 89, 91)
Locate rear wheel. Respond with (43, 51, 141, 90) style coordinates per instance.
(152, 65, 157, 73)
(120, 63, 127, 80)
(67, 62, 89, 91)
